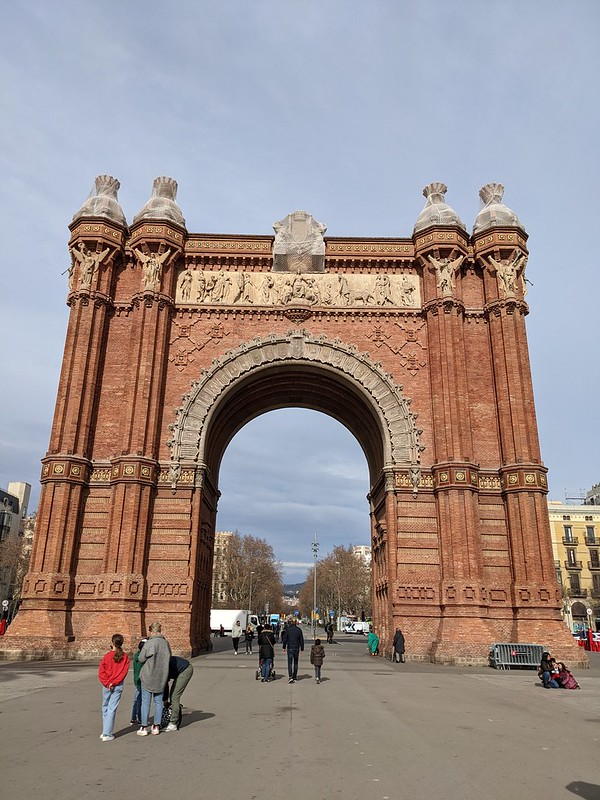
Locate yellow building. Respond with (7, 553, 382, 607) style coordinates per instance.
(548, 499, 600, 633)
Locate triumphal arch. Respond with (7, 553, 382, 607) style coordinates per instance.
(4, 176, 583, 665)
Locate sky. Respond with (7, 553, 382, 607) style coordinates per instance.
(1, 1, 599, 582)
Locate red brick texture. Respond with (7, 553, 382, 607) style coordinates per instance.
(2, 216, 586, 668)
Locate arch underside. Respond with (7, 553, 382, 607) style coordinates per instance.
(169, 331, 423, 485)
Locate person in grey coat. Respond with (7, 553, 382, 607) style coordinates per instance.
(137, 622, 172, 736)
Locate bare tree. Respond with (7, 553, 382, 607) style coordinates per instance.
(215, 533, 284, 613)
(0, 534, 30, 601)
(298, 545, 371, 621)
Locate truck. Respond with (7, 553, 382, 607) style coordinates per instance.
(210, 609, 259, 635)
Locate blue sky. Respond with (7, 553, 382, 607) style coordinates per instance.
(1, 2, 599, 581)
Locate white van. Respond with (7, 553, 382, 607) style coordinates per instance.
(343, 621, 370, 635)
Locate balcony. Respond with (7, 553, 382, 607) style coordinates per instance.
(588, 561, 600, 571)
(562, 536, 579, 545)
(585, 538, 598, 546)
(591, 589, 600, 599)
(564, 560, 582, 570)
(568, 588, 587, 598)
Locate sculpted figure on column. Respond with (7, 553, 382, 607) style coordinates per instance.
(399, 275, 416, 306)
(135, 248, 172, 291)
(489, 252, 527, 298)
(71, 242, 110, 289)
(428, 252, 464, 297)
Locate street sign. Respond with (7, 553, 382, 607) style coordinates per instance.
(329, 611, 334, 618)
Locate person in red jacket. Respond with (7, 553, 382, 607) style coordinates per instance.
(98, 633, 130, 742)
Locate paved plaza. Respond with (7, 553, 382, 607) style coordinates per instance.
(1, 629, 599, 800)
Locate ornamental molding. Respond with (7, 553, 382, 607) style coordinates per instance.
(168, 331, 424, 468)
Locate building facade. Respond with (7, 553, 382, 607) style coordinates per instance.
(548, 498, 600, 633)
(211, 531, 233, 605)
(352, 545, 372, 565)
(2, 176, 584, 665)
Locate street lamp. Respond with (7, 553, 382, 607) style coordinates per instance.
(312, 534, 319, 640)
(248, 571, 255, 615)
(335, 560, 341, 632)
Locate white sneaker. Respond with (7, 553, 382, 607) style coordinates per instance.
(100, 734, 114, 742)
(137, 727, 149, 736)
(165, 722, 178, 732)
(151, 725, 160, 735)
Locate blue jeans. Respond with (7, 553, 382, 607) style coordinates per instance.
(131, 682, 141, 722)
(141, 686, 164, 727)
(261, 657, 273, 680)
(286, 649, 299, 679)
(101, 682, 124, 736)
(542, 671, 559, 688)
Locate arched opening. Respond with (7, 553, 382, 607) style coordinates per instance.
(216, 408, 371, 588)
(169, 331, 422, 652)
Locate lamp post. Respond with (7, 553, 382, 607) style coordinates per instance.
(248, 571, 255, 615)
(335, 560, 341, 632)
(312, 534, 319, 641)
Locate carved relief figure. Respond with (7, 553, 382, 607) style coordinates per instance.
(261, 274, 277, 304)
(71, 242, 110, 289)
(212, 270, 227, 302)
(242, 273, 255, 304)
(335, 274, 351, 305)
(428, 252, 464, 297)
(272, 211, 327, 272)
(489, 252, 527, 298)
(179, 269, 193, 302)
(374, 274, 393, 306)
(135, 248, 171, 290)
(196, 271, 207, 302)
(399, 275, 416, 306)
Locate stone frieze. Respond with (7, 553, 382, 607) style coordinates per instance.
(175, 269, 420, 308)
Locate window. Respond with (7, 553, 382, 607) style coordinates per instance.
(566, 549, 577, 567)
(562, 515, 571, 521)
(570, 573, 581, 592)
(564, 525, 573, 541)
(586, 526, 596, 544)
(593, 575, 600, 594)
(585, 515, 593, 521)
(590, 550, 600, 568)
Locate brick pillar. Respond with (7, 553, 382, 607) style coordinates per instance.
(6, 220, 126, 654)
(98, 219, 185, 647)
(474, 230, 585, 665)
(417, 228, 491, 660)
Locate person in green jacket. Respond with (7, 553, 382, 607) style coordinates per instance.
(367, 630, 379, 656)
(130, 638, 147, 724)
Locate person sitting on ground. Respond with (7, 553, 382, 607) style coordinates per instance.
(557, 661, 580, 689)
(538, 651, 559, 688)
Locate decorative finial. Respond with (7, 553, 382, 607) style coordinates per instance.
(133, 176, 186, 227)
(72, 175, 126, 226)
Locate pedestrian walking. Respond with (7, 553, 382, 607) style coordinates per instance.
(325, 621, 334, 644)
(257, 623, 276, 681)
(98, 633, 130, 742)
(163, 656, 194, 730)
(244, 622, 255, 654)
(138, 622, 172, 736)
(130, 638, 147, 724)
(282, 618, 304, 683)
(231, 619, 243, 654)
(393, 628, 405, 663)
(310, 638, 326, 683)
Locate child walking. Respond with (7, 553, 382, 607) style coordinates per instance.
(98, 633, 130, 741)
(310, 638, 326, 684)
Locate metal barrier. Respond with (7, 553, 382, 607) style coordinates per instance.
(490, 643, 544, 670)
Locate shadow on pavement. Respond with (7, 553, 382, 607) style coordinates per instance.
(566, 781, 600, 799)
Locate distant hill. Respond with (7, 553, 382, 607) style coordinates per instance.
(283, 582, 304, 597)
